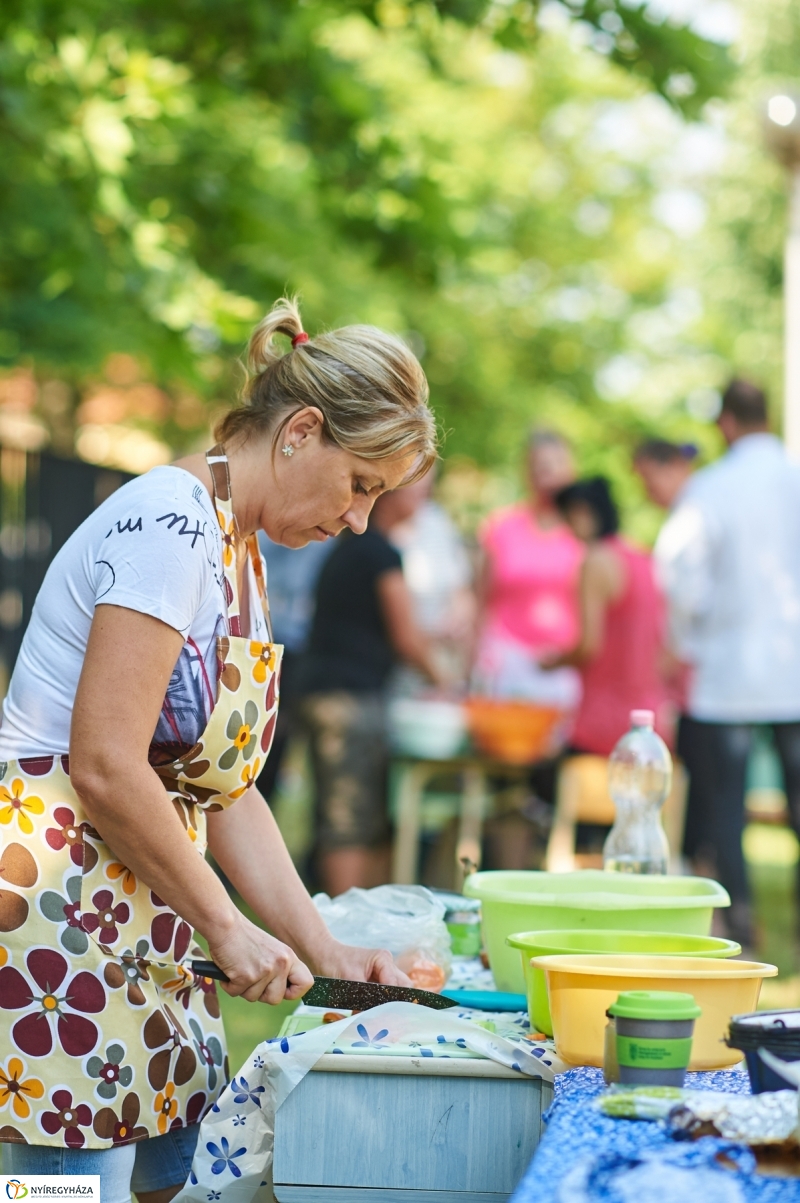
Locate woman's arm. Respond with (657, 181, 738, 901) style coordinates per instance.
(207, 789, 409, 985)
(70, 604, 312, 1004)
(376, 568, 446, 686)
(541, 546, 624, 669)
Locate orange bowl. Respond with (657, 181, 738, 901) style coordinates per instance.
(464, 698, 565, 764)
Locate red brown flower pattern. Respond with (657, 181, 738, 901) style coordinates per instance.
(0, 841, 37, 934)
(0, 948, 104, 1057)
(81, 889, 130, 947)
(44, 806, 98, 871)
(103, 939, 151, 1006)
(163, 949, 221, 1019)
(143, 1004, 197, 1091)
(149, 893, 191, 963)
(41, 1088, 93, 1148)
(93, 1090, 148, 1145)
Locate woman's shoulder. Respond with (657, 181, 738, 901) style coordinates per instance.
(98, 465, 214, 520)
(89, 466, 223, 593)
(479, 502, 528, 543)
(584, 538, 627, 594)
(93, 467, 218, 549)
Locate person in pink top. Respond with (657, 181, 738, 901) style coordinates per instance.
(544, 476, 671, 756)
(474, 430, 583, 708)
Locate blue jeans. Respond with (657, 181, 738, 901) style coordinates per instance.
(2, 1124, 199, 1203)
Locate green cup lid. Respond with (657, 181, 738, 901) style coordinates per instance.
(608, 990, 701, 1021)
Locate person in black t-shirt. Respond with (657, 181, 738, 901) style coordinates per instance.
(299, 486, 444, 894)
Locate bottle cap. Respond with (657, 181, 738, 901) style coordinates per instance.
(608, 990, 701, 1021)
(630, 709, 655, 728)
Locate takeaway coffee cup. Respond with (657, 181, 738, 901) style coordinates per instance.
(609, 990, 701, 1087)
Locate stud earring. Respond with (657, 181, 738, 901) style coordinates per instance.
(281, 444, 294, 457)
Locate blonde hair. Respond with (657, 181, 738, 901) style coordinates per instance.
(216, 297, 437, 481)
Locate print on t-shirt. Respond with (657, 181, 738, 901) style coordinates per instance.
(149, 617, 226, 765)
(96, 491, 228, 764)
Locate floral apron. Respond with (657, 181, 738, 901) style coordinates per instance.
(0, 447, 282, 1151)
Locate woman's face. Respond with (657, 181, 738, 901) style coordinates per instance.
(563, 500, 599, 543)
(528, 441, 575, 501)
(256, 410, 417, 548)
(635, 457, 693, 510)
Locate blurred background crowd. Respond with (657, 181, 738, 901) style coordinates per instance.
(4, 0, 800, 1014)
(258, 378, 800, 965)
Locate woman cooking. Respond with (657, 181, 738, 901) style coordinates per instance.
(0, 297, 436, 1200)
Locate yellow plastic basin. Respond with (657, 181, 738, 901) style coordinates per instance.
(531, 953, 778, 1070)
(508, 929, 741, 1036)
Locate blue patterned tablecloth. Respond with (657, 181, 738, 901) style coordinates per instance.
(511, 1066, 800, 1203)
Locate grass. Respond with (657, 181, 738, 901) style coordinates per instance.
(747, 823, 800, 1007)
(219, 991, 298, 1074)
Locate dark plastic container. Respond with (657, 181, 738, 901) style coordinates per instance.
(727, 1010, 800, 1093)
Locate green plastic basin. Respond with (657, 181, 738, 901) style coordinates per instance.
(507, 928, 741, 1035)
(462, 870, 731, 993)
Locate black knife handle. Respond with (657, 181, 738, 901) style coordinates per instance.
(191, 958, 230, 983)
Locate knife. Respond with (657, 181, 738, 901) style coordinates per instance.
(190, 959, 458, 1011)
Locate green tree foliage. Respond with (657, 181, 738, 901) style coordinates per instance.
(677, 0, 797, 422)
(0, 0, 735, 505)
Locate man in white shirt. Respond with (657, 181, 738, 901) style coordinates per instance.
(655, 380, 800, 946)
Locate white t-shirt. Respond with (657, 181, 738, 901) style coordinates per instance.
(0, 466, 268, 761)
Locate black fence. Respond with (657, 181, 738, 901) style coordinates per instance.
(0, 447, 133, 676)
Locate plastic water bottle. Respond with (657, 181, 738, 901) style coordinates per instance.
(603, 709, 672, 875)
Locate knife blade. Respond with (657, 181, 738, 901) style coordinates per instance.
(303, 976, 458, 1011)
(190, 960, 457, 1011)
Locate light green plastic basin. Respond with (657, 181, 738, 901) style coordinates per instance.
(507, 928, 741, 1036)
(463, 871, 731, 993)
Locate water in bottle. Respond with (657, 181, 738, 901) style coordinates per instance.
(603, 709, 672, 874)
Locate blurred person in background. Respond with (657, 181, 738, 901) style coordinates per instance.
(386, 466, 475, 694)
(471, 430, 581, 868)
(634, 439, 698, 511)
(256, 535, 333, 800)
(473, 429, 582, 710)
(298, 486, 445, 896)
(655, 380, 800, 947)
(634, 437, 699, 715)
(545, 476, 671, 756)
(634, 436, 698, 865)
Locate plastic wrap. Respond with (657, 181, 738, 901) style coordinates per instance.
(314, 884, 452, 985)
(598, 1084, 800, 1146)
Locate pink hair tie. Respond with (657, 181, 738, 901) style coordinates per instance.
(291, 332, 309, 348)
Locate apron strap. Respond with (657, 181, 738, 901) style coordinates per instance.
(205, 445, 274, 641)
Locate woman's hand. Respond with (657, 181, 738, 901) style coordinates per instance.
(207, 790, 415, 991)
(207, 913, 314, 1004)
(311, 937, 412, 987)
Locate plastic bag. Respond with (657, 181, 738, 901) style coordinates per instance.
(313, 884, 452, 987)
